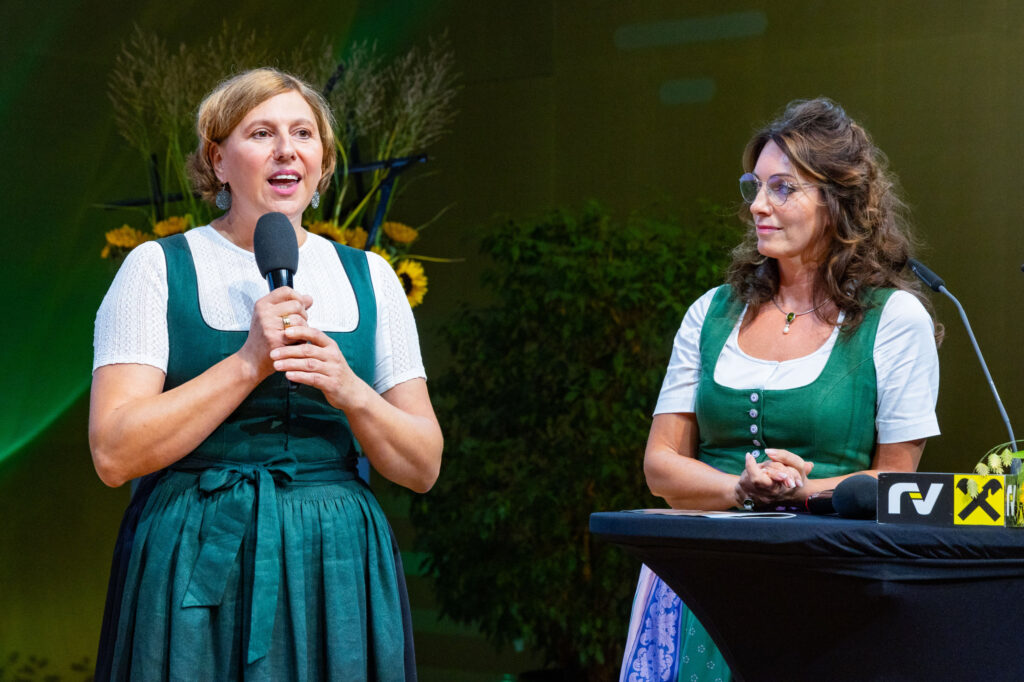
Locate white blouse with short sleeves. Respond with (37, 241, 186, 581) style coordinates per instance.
(653, 287, 940, 444)
(93, 226, 425, 395)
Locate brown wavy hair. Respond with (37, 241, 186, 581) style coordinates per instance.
(726, 97, 940, 340)
(186, 68, 337, 204)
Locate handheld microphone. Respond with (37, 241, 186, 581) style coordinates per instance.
(805, 475, 878, 519)
(254, 212, 298, 290)
(907, 258, 1017, 456)
(253, 212, 301, 391)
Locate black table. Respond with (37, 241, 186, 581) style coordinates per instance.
(591, 511, 1024, 682)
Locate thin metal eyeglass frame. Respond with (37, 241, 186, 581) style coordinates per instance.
(738, 172, 816, 206)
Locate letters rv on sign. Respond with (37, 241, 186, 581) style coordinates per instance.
(887, 482, 944, 515)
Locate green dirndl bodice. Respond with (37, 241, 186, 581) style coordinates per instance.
(621, 285, 892, 682)
(694, 285, 890, 478)
(100, 234, 410, 681)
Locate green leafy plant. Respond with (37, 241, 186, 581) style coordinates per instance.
(410, 202, 743, 679)
(0, 651, 93, 682)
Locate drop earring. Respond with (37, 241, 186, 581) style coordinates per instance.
(310, 190, 320, 210)
(215, 183, 232, 211)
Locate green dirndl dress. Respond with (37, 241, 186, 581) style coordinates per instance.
(620, 286, 892, 682)
(96, 234, 413, 681)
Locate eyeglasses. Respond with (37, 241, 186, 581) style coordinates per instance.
(739, 172, 816, 206)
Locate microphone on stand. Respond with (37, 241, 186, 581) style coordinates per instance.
(806, 475, 879, 519)
(907, 259, 1018, 467)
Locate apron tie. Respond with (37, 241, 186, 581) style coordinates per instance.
(175, 457, 354, 664)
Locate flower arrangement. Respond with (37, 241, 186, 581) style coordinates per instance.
(100, 25, 459, 308)
(968, 440, 1024, 523)
(306, 219, 433, 306)
(100, 215, 192, 259)
(973, 441, 1024, 478)
(100, 225, 153, 260)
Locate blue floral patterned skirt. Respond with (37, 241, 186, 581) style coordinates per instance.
(620, 564, 731, 682)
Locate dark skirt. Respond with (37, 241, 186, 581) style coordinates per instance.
(95, 470, 416, 681)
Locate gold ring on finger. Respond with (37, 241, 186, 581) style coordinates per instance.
(282, 315, 291, 329)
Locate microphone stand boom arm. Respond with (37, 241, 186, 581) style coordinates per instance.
(937, 285, 1017, 452)
(908, 258, 1018, 455)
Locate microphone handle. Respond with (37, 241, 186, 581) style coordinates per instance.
(265, 268, 299, 393)
(266, 269, 294, 290)
(938, 285, 1017, 453)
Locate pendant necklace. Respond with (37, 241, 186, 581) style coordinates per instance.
(771, 297, 829, 334)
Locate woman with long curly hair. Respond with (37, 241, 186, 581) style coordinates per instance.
(620, 98, 940, 681)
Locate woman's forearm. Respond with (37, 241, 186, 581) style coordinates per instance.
(268, 325, 442, 493)
(89, 355, 263, 487)
(341, 378, 443, 493)
(643, 413, 744, 510)
(90, 288, 316, 487)
(645, 446, 743, 510)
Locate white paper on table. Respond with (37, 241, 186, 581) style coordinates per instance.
(625, 509, 797, 519)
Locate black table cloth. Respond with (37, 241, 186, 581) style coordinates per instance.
(591, 511, 1024, 681)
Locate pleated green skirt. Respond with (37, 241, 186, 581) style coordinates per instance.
(106, 468, 407, 681)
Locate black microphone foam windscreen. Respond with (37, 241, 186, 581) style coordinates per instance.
(906, 258, 945, 293)
(253, 212, 299, 278)
(832, 474, 878, 520)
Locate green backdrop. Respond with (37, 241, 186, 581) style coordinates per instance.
(2, 1, 1022, 679)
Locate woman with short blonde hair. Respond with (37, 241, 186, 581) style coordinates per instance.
(93, 68, 440, 681)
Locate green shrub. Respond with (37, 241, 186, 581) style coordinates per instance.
(411, 202, 742, 679)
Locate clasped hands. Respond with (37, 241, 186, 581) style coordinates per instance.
(240, 287, 360, 410)
(735, 449, 815, 510)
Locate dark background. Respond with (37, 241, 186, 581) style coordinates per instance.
(2, 1, 1022, 678)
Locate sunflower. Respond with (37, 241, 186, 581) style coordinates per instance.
(370, 246, 392, 263)
(153, 215, 191, 237)
(308, 220, 345, 243)
(394, 259, 428, 308)
(343, 227, 369, 250)
(306, 222, 370, 250)
(102, 225, 153, 258)
(382, 221, 419, 245)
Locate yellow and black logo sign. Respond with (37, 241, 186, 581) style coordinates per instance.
(953, 475, 1004, 526)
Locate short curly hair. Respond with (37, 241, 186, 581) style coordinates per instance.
(186, 68, 337, 204)
(727, 97, 938, 338)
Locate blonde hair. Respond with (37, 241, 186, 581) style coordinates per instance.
(187, 68, 337, 203)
